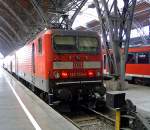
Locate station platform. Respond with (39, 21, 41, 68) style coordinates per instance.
(105, 80, 150, 114)
(0, 68, 79, 130)
(124, 84, 150, 121)
(106, 80, 150, 127)
(125, 84, 150, 113)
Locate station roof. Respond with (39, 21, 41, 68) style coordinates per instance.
(0, 0, 149, 56)
(76, 0, 150, 45)
(77, 0, 150, 30)
(0, 0, 87, 56)
(134, 0, 150, 27)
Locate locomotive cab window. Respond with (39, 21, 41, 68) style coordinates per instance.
(79, 37, 99, 53)
(38, 38, 42, 54)
(53, 36, 76, 52)
(138, 52, 149, 64)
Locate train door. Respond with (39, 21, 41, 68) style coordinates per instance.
(109, 55, 115, 75)
(32, 43, 35, 83)
(16, 54, 18, 75)
(103, 54, 107, 75)
(14, 54, 16, 74)
(103, 54, 115, 76)
(10, 61, 12, 73)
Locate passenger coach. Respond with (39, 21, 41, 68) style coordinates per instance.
(103, 46, 150, 84)
(126, 46, 150, 84)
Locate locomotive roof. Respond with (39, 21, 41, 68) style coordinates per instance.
(48, 29, 99, 37)
(6, 28, 100, 57)
(24, 28, 99, 47)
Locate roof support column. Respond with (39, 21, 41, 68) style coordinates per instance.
(93, 0, 137, 89)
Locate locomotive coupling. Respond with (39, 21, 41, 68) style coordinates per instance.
(94, 85, 106, 97)
(57, 88, 72, 102)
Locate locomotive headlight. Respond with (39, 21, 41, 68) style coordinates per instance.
(88, 71, 94, 77)
(61, 72, 69, 78)
(97, 71, 100, 76)
(54, 72, 60, 79)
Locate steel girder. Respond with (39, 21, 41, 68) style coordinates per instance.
(93, 0, 137, 82)
(0, 0, 29, 32)
(0, 0, 88, 56)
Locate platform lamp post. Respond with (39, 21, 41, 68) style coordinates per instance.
(90, 0, 137, 90)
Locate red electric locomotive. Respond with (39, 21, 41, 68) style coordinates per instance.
(4, 29, 105, 107)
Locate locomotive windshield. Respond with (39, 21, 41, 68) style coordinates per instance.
(79, 37, 98, 52)
(54, 36, 76, 51)
(53, 36, 99, 53)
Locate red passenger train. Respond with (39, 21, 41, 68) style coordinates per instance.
(3, 29, 105, 107)
(103, 46, 150, 84)
(126, 46, 150, 84)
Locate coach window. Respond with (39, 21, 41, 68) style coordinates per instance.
(127, 53, 136, 64)
(138, 52, 149, 64)
(38, 38, 42, 54)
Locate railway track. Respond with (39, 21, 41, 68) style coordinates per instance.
(63, 106, 115, 130)
(17, 74, 115, 130)
(6, 69, 150, 130)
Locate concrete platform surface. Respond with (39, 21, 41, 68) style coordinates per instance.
(124, 84, 150, 113)
(0, 68, 79, 130)
(105, 79, 150, 113)
(107, 82, 150, 117)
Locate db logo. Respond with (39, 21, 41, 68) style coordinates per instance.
(74, 62, 82, 68)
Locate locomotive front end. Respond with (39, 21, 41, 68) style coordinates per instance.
(49, 29, 106, 108)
